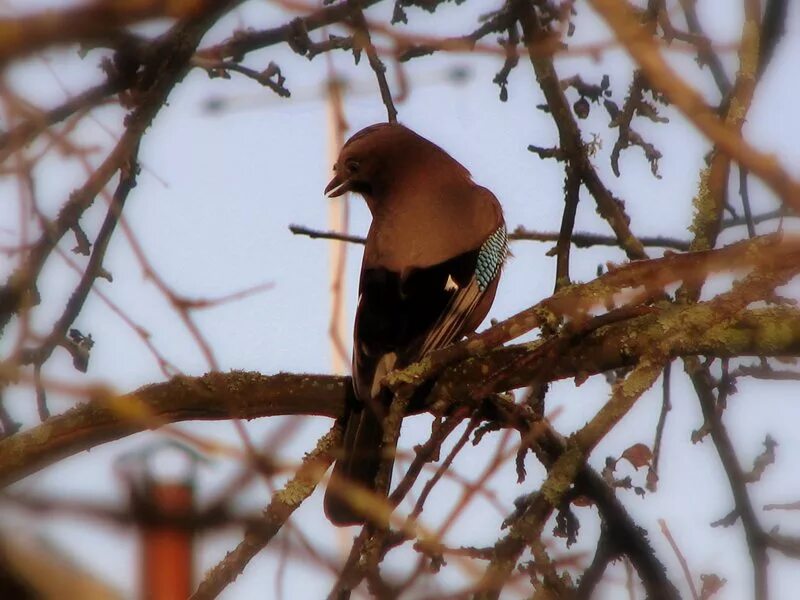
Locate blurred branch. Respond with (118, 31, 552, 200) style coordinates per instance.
(1, 1, 799, 596)
(0, 80, 121, 163)
(19, 154, 140, 374)
(674, 0, 732, 95)
(0, 0, 229, 66)
(0, 0, 242, 336)
(1, 491, 338, 533)
(0, 527, 124, 599)
(0, 0, 381, 166)
(681, 0, 761, 261)
(658, 519, 699, 600)
(758, 0, 789, 75)
(190, 426, 340, 600)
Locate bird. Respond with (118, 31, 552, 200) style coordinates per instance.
(322, 123, 507, 526)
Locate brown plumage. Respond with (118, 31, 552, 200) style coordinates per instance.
(323, 123, 507, 526)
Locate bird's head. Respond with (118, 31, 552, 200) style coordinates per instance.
(324, 147, 370, 198)
(324, 123, 399, 198)
(324, 123, 469, 202)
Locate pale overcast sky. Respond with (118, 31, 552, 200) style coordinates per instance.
(2, 1, 800, 598)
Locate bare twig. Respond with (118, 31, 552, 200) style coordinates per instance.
(290, 224, 692, 250)
(554, 164, 580, 291)
(348, 2, 398, 123)
(518, 1, 649, 261)
(592, 0, 800, 214)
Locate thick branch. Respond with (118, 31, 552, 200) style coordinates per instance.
(383, 234, 799, 394)
(3, 305, 800, 488)
(0, 372, 345, 488)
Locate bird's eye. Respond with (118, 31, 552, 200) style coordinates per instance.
(345, 160, 359, 175)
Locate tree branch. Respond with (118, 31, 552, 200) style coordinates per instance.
(0, 372, 345, 487)
(4, 303, 800, 488)
(591, 0, 800, 213)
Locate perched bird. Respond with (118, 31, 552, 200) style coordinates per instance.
(323, 123, 507, 525)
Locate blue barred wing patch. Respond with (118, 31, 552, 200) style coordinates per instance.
(475, 225, 508, 291)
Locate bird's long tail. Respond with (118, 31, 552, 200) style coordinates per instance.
(324, 403, 391, 526)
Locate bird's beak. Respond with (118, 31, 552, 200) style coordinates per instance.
(325, 172, 350, 197)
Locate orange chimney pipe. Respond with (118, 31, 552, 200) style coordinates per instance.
(137, 479, 194, 600)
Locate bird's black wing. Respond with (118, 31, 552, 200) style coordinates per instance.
(354, 224, 508, 403)
(325, 226, 506, 525)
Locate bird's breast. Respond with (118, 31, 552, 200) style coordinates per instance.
(364, 185, 500, 273)
(366, 220, 452, 274)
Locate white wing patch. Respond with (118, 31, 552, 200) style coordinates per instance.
(418, 224, 508, 357)
(370, 352, 398, 398)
